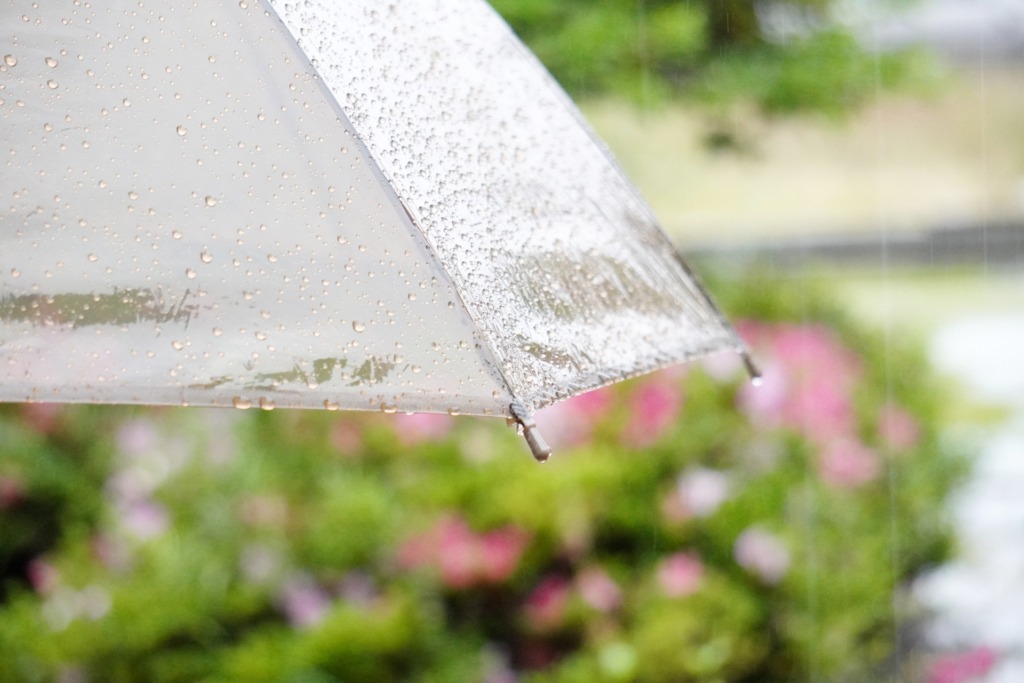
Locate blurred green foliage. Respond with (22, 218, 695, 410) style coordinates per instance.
(488, 0, 931, 114)
(0, 273, 964, 682)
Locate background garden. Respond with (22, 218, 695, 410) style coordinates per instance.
(2, 1, 1019, 681)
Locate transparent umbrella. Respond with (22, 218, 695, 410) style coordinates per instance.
(0, 0, 753, 460)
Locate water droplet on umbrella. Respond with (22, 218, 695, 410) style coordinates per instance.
(212, 327, 223, 337)
(200, 250, 213, 263)
(323, 399, 340, 411)
(128, 190, 139, 200)
(122, 98, 131, 107)
(380, 403, 397, 414)
(3, 55, 16, 67)
(336, 236, 348, 245)
(10, 268, 20, 278)
(185, 268, 197, 279)
(46, 79, 58, 89)
(87, 253, 98, 262)
(232, 396, 252, 410)
(352, 321, 366, 333)
(258, 397, 275, 410)
(176, 125, 187, 136)
(44, 56, 57, 68)
(171, 229, 183, 239)
(447, 408, 461, 416)
(255, 331, 267, 341)
(266, 253, 278, 263)
(171, 340, 185, 350)
(204, 196, 217, 207)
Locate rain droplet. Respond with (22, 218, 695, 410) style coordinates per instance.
(171, 229, 182, 239)
(447, 408, 461, 417)
(185, 268, 197, 279)
(3, 55, 16, 67)
(171, 340, 185, 351)
(336, 235, 348, 245)
(204, 196, 217, 207)
(259, 310, 270, 319)
(323, 400, 340, 411)
(352, 321, 366, 333)
(122, 98, 132, 107)
(46, 79, 58, 89)
(212, 327, 223, 337)
(176, 125, 187, 136)
(258, 397, 275, 411)
(44, 56, 57, 68)
(380, 403, 397, 414)
(128, 190, 139, 200)
(87, 253, 98, 262)
(200, 250, 213, 263)
(10, 268, 20, 278)
(232, 396, 252, 410)
(255, 331, 267, 341)
(266, 253, 278, 263)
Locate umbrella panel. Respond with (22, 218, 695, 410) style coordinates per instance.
(0, 0, 511, 415)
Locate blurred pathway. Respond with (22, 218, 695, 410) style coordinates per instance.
(917, 314, 1024, 681)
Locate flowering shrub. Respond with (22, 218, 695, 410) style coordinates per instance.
(0, 275, 965, 682)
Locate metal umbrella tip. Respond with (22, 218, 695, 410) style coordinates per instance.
(741, 351, 763, 386)
(509, 401, 553, 463)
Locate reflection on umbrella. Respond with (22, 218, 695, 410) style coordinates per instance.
(0, 0, 753, 460)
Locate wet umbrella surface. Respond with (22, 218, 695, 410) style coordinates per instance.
(0, 0, 748, 459)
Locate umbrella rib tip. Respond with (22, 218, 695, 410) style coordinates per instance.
(509, 401, 552, 463)
(741, 350, 763, 387)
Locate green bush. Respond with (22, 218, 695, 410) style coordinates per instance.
(488, 0, 931, 113)
(0, 273, 963, 682)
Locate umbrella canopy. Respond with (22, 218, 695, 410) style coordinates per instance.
(1, 0, 749, 458)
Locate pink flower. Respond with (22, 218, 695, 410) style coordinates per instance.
(878, 404, 920, 451)
(818, 439, 881, 489)
(398, 515, 529, 589)
(523, 576, 571, 632)
(27, 559, 59, 595)
(479, 527, 530, 584)
(785, 378, 856, 445)
(336, 571, 379, 608)
(0, 474, 24, 509)
(120, 500, 169, 541)
(657, 552, 704, 597)
(394, 413, 455, 445)
(576, 566, 621, 612)
(279, 574, 332, 629)
(734, 527, 790, 584)
(21, 403, 62, 435)
(535, 387, 614, 449)
(436, 518, 480, 589)
(330, 421, 364, 455)
(676, 468, 731, 518)
(737, 322, 863, 447)
(928, 647, 997, 683)
(622, 381, 683, 448)
(115, 419, 160, 458)
(736, 361, 789, 427)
